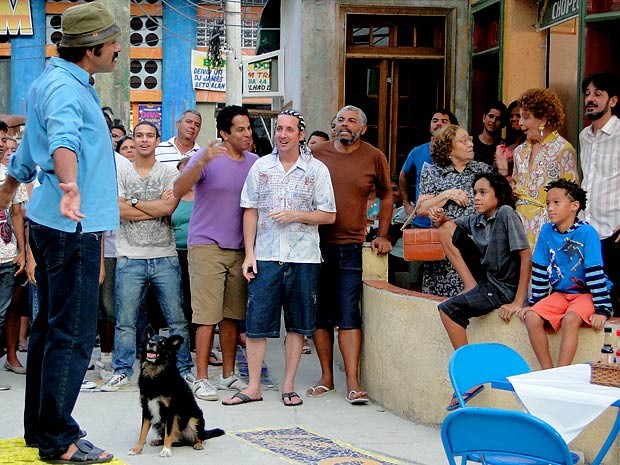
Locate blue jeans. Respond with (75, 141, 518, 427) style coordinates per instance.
(25, 222, 102, 458)
(0, 261, 16, 346)
(113, 256, 192, 377)
(246, 261, 319, 338)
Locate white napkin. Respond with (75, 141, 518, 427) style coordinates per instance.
(508, 364, 620, 443)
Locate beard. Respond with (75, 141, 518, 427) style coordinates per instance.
(585, 108, 606, 121)
(337, 132, 360, 146)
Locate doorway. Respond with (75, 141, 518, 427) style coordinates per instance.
(344, 12, 449, 173)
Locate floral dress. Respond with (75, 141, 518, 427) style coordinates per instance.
(512, 131, 578, 250)
(418, 160, 492, 297)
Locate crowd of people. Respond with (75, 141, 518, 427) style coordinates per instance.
(0, 2, 618, 463)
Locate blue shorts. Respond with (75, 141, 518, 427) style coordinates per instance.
(246, 261, 320, 338)
(438, 280, 511, 328)
(316, 243, 363, 330)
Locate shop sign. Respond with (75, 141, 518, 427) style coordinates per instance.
(0, 0, 33, 35)
(537, 0, 580, 31)
(247, 60, 272, 92)
(191, 50, 226, 92)
(137, 104, 162, 133)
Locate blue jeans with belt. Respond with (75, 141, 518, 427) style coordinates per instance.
(25, 222, 102, 458)
(113, 256, 192, 378)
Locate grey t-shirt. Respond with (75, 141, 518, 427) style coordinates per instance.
(454, 205, 529, 298)
(117, 161, 178, 259)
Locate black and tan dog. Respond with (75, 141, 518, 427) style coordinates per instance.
(129, 328, 224, 457)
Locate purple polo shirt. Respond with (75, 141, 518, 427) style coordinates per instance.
(186, 150, 258, 249)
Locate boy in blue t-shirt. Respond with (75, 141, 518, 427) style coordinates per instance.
(517, 179, 612, 369)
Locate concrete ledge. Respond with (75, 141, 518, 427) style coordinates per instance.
(361, 280, 619, 465)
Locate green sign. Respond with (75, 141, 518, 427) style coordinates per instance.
(538, 0, 580, 31)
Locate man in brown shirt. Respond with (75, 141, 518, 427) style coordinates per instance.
(309, 105, 392, 404)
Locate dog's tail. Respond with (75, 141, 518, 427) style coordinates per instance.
(201, 428, 225, 440)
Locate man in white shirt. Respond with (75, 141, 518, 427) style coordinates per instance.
(222, 110, 336, 407)
(579, 72, 620, 314)
(155, 109, 202, 165)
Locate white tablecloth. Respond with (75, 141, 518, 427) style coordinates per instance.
(508, 364, 620, 443)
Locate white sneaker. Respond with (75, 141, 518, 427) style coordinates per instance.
(192, 379, 218, 401)
(80, 379, 97, 391)
(216, 372, 248, 391)
(100, 373, 129, 392)
(183, 372, 196, 386)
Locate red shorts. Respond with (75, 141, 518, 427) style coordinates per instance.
(530, 292, 594, 332)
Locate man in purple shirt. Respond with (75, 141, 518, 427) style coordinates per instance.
(173, 105, 258, 401)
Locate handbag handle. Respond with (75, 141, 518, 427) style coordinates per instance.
(400, 201, 420, 232)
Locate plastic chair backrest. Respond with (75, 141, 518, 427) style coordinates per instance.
(442, 407, 574, 465)
(449, 343, 530, 408)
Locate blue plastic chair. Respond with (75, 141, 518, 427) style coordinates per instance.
(449, 343, 531, 408)
(442, 407, 575, 465)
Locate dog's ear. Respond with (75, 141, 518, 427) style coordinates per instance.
(168, 335, 184, 349)
(145, 325, 156, 340)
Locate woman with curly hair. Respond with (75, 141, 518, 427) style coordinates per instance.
(513, 88, 578, 249)
(416, 125, 492, 297)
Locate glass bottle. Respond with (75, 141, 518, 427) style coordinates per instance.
(601, 325, 614, 364)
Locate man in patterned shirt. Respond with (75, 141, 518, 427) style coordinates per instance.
(580, 72, 620, 315)
(222, 110, 336, 407)
(101, 121, 194, 391)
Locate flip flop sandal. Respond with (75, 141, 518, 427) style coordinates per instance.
(446, 385, 485, 411)
(208, 352, 223, 366)
(346, 390, 369, 405)
(221, 392, 263, 406)
(306, 385, 335, 398)
(282, 392, 303, 406)
(43, 439, 114, 464)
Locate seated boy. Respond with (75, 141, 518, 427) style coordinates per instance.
(429, 172, 531, 410)
(516, 179, 612, 369)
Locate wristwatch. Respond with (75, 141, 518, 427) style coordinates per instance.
(130, 198, 139, 207)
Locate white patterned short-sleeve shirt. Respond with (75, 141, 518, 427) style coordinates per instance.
(240, 152, 336, 263)
(0, 164, 28, 263)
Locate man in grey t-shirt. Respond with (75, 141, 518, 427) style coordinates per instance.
(102, 121, 194, 391)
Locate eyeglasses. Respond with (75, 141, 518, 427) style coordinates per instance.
(456, 136, 473, 144)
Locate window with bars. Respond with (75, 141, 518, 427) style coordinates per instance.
(242, 18, 259, 48)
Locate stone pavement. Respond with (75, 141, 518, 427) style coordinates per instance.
(0, 335, 447, 465)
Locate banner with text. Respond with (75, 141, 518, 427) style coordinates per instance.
(0, 0, 33, 35)
(246, 59, 272, 93)
(191, 50, 226, 92)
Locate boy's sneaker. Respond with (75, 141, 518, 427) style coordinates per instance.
(80, 379, 96, 391)
(216, 372, 248, 391)
(192, 379, 218, 401)
(100, 373, 129, 392)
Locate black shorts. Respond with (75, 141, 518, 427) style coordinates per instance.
(438, 280, 511, 328)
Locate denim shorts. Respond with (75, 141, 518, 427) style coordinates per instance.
(316, 243, 363, 330)
(438, 280, 511, 328)
(246, 261, 319, 338)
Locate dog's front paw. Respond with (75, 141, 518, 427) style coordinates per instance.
(159, 447, 172, 457)
(128, 446, 143, 455)
(193, 440, 204, 450)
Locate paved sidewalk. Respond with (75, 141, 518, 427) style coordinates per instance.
(0, 336, 447, 465)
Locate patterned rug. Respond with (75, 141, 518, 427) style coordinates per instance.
(233, 426, 408, 465)
(0, 438, 129, 465)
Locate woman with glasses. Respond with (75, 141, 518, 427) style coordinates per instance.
(415, 125, 492, 297)
(512, 88, 578, 250)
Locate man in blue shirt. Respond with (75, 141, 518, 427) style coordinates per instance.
(399, 108, 459, 226)
(0, 3, 120, 463)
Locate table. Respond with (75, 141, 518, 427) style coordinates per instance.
(492, 364, 620, 465)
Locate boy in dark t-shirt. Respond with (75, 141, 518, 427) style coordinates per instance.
(429, 171, 531, 410)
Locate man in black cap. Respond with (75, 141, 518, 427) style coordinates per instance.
(0, 2, 121, 463)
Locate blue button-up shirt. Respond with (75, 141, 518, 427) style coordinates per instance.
(240, 151, 336, 263)
(9, 57, 119, 233)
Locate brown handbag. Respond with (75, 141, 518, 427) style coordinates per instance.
(400, 204, 446, 261)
